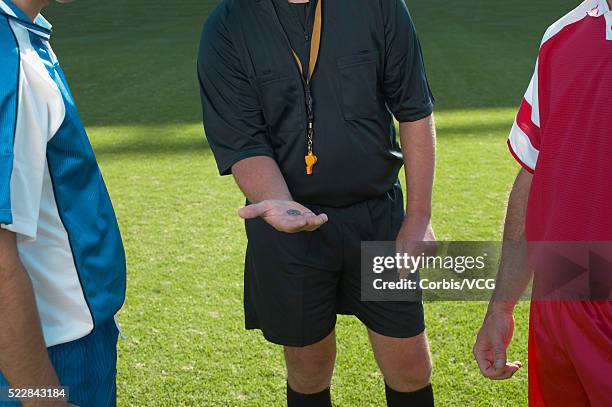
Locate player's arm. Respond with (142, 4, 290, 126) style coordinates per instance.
(489, 169, 533, 309)
(0, 229, 65, 407)
(473, 168, 532, 380)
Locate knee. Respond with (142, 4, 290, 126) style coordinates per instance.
(285, 348, 335, 393)
(385, 353, 432, 392)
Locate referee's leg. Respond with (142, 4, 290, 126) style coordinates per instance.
(244, 215, 341, 406)
(352, 185, 434, 406)
(284, 331, 336, 406)
(369, 330, 434, 406)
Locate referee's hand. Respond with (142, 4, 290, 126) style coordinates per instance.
(239, 200, 328, 233)
(473, 309, 523, 380)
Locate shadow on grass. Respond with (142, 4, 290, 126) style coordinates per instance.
(89, 106, 516, 160)
(43, 0, 570, 128)
(437, 121, 513, 138)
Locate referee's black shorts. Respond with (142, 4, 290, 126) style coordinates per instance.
(243, 184, 426, 347)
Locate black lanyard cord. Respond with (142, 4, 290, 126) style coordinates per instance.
(270, 0, 322, 175)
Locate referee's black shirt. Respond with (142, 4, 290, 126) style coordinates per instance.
(198, 0, 434, 208)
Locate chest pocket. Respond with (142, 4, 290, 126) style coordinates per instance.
(337, 52, 378, 121)
(257, 74, 304, 136)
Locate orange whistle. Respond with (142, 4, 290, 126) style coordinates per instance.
(305, 151, 318, 175)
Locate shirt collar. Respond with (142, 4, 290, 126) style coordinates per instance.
(273, 0, 315, 13)
(586, 0, 612, 41)
(0, 0, 52, 41)
(587, 0, 611, 17)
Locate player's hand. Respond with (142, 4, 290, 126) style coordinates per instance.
(473, 309, 523, 380)
(239, 200, 328, 233)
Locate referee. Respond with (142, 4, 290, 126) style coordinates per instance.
(198, 0, 437, 405)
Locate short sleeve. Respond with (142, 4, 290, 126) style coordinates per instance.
(197, 8, 274, 176)
(507, 60, 541, 173)
(0, 20, 47, 240)
(382, 0, 435, 122)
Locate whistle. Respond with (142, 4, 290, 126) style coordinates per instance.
(305, 151, 318, 175)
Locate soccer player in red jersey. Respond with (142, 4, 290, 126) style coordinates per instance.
(473, 0, 612, 405)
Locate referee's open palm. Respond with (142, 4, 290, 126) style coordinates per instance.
(239, 200, 328, 233)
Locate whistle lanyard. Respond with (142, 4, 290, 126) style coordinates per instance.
(286, 0, 323, 175)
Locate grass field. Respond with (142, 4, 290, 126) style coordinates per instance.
(43, 1, 577, 405)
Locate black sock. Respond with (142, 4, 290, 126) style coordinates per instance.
(385, 382, 434, 407)
(287, 382, 332, 407)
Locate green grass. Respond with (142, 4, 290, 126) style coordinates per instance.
(42, 0, 577, 405)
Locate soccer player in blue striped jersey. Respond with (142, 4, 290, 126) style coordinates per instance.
(0, 1, 126, 406)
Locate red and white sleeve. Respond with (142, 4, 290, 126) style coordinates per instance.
(507, 60, 541, 173)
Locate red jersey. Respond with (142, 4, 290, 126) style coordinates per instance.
(508, 0, 612, 241)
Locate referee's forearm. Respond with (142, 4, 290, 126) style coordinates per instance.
(0, 231, 60, 398)
(399, 114, 436, 219)
(232, 156, 293, 203)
